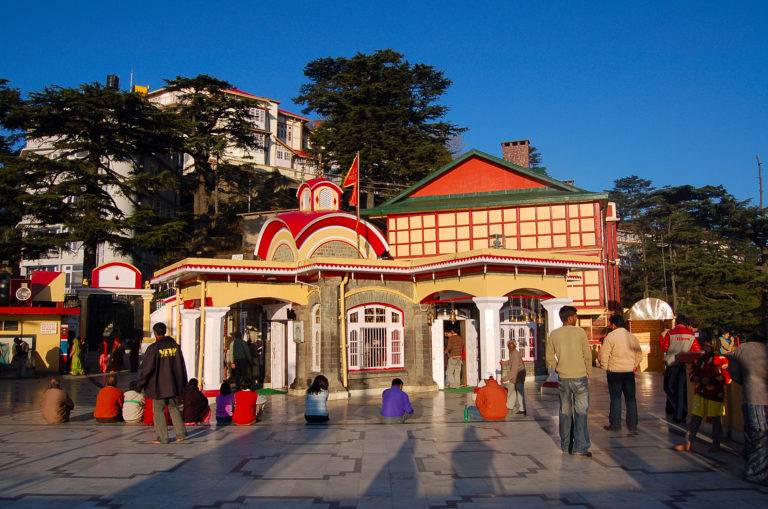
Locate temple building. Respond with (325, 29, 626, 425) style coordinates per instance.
(150, 147, 619, 396)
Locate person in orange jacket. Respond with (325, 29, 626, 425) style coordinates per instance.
(464, 373, 508, 421)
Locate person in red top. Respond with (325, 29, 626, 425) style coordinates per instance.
(464, 373, 509, 421)
(110, 337, 124, 372)
(93, 374, 124, 423)
(661, 315, 701, 423)
(232, 383, 267, 425)
(98, 338, 110, 374)
(674, 334, 732, 452)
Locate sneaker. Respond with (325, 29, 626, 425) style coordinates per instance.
(603, 425, 621, 431)
(175, 436, 186, 443)
(574, 452, 592, 459)
(672, 442, 692, 452)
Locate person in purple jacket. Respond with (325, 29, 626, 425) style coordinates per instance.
(380, 378, 414, 423)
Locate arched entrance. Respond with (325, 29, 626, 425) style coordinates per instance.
(228, 297, 299, 390)
(421, 291, 478, 389)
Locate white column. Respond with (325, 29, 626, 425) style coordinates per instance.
(465, 319, 479, 387)
(180, 309, 200, 380)
(270, 321, 285, 389)
(540, 297, 574, 383)
(202, 306, 229, 392)
(473, 297, 506, 381)
(287, 320, 296, 387)
(431, 319, 445, 389)
(541, 298, 573, 336)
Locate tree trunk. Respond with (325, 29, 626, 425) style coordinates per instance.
(641, 235, 649, 298)
(82, 242, 98, 286)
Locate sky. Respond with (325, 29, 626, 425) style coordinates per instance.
(2, 0, 766, 203)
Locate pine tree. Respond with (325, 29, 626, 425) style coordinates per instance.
(162, 75, 269, 255)
(295, 49, 465, 197)
(16, 82, 184, 276)
(0, 79, 28, 268)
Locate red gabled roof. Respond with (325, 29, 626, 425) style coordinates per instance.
(294, 150, 310, 158)
(278, 108, 309, 121)
(225, 88, 275, 103)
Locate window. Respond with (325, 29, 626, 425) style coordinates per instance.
(347, 304, 404, 370)
(301, 190, 311, 211)
(286, 124, 293, 143)
(317, 188, 335, 210)
(311, 305, 321, 372)
(277, 122, 287, 140)
(276, 150, 290, 162)
(1, 321, 19, 331)
(249, 107, 266, 130)
(500, 306, 537, 362)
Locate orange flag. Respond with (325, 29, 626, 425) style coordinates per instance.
(343, 153, 360, 207)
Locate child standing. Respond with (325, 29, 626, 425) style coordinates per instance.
(674, 335, 732, 452)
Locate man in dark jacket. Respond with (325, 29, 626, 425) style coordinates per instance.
(231, 333, 252, 390)
(136, 322, 187, 444)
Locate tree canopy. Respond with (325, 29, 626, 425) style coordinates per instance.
(609, 178, 767, 335)
(295, 49, 465, 199)
(2, 81, 184, 275)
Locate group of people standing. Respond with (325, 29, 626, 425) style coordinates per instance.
(224, 332, 264, 390)
(547, 305, 768, 486)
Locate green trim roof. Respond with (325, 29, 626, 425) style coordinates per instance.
(362, 149, 607, 217)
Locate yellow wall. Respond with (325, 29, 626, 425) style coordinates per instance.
(0, 315, 63, 372)
(413, 272, 569, 302)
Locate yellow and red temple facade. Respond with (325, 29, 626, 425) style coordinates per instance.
(151, 149, 619, 395)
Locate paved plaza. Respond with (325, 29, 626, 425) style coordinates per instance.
(0, 371, 766, 509)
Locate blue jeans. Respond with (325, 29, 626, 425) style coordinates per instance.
(743, 404, 768, 483)
(465, 406, 485, 421)
(558, 377, 591, 454)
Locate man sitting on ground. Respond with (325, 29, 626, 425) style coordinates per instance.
(94, 373, 124, 423)
(380, 378, 414, 423)
(464, 373, 508, 422)
(181, 378, 210, 424)
(41, 377, 75, 424)
(232, 383, 267, 425)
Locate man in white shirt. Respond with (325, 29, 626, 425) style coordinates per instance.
(599, 315, 643, 432)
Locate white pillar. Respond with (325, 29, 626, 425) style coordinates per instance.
(270, 321, 285, 388)
(473, 297, 506, 381)
(179, 309, 200, 380)
(465, 319, 479, 387)
(202, 306, 229, 392)
(287, 320, 296, 387)
(540, 297, 574, 383)
(431, 319, 445, 389)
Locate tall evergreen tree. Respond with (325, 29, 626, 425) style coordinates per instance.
(295, 49, 465, 197)
(162, 75, 270, 255)
(16, 82, 184, 276)
(0, 79, 25, 268)
(609, 177, 767, 334)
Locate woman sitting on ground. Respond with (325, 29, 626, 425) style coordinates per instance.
(215, 381, 235, 425)
(123, 380, 145, 424)
(181, 378, 210, 424)
(232, 382, 267, 425)
(305, 374, 330, 423)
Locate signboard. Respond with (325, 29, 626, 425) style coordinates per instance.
(292, 321, 304, 343)
(39, 322, 58, 335)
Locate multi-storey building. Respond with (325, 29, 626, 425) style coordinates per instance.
(20, 80, 318, 295)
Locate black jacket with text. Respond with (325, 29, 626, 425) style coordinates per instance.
(136, 336, 188, 400)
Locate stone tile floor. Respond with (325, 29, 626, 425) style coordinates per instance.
(0, 370, 766, 508)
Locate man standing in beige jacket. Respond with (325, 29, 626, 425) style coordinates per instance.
(599, 315, 643, 432)
(546, 306, 593, 457)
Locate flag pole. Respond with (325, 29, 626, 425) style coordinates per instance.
(355, 151, 361, 253)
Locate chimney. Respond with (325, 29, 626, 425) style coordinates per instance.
(501, 139, 530, 168)
(106, 74, 120, 90)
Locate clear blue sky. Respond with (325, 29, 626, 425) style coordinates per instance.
(2, 1, 766, 203)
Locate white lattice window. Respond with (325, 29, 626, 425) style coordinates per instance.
(317, 188, 334, 210)
(500, 304, 537, 362)
(301, 190, 311, 211)
(311, 304, 321, 372)
(347, 304, 404, 371)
